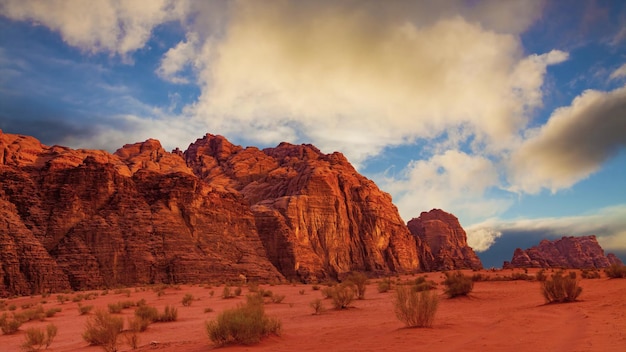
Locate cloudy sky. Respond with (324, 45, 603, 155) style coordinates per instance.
(1, 0, 625, 267)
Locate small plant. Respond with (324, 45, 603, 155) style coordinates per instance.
(78, 303, 94, 315)
(309, 298, 325, 315)
(206, 295, 281, 346)
(0, 312, 24, 334)
(204, 307, 214, 313)
(393, 285, 438, 328)
(542, 271, 582, 303)
(209, 290, 215, 297)
(45, 307, 62, 318)
(182, 293, 194, 307)
(377, 278, 392, 293)
(330, 283, 355, 310)
(22, 323, 57, 351)
(134, 305, 159, 323)
(581, 269, 601, 279)
(234, 286, 243, 296)
(443, 271, 473, 298)
(535, 269, 547, 282)
(320, 287, 333, 299)
(157, 305, 178, 322)
(271, 294, 285, 304)
(311, 285, 320, 291)
(344, 272, 368, 299)
(299, 289, 305, 295)
(108, 303, 123, 314)
(605, 264, 626, 278)
(124, 318, 141, 349)
(222, 286, 235, 299)
(414, 276, 437, 292)
(56, 295, 69, 304)
(82, 310, 124, 352)
(248, 282, 259, 292)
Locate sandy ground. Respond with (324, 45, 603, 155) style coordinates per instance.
(1, 269, 625, 352)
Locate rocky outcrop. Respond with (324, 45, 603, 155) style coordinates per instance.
(503, 236, 624, 269)
(1, 130, 428, 295)
(407, 209, 482, 271)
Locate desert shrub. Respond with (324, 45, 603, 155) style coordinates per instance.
(260, 289, 273, 298)
(247, 282, 259, 293)
(299, 289, 305, 295)
(309, 298, 325, 315)
(377, 278, 392, 293)
(605, 264, 626, 278)
(234, 287, 243, 296)
(510, 272, 534, 281)
(134, 305, 159, 323)
(182, 293, 194, 307)
(320, 287, 333, 299)
(157, 305, 178, 322)
(394, 285, 438, 328)
(535, 269, 547, 282)
(22, 323, 57, 351)
(8, 304, 17, 311)
(209, 290, 215, 297)
(581, 269, 601, 279)
(0, 312, 24, 334)
(330, 283, 355, 310)
(471, 273, 487, 282)
(101, 289, 109, 296)
(206, 296, 281, 346)
(270, 294, 285, 304)
(124, 318, 141, 349)
(542, 271, 582, 303)
(82, 310, 123, 352)
(204, 307, 214, 313)
(443, 271, 474, 298)
(78, 303, 94, 315)
(119, 300, 135, 309)
(413, 276, 437, 292)
(136, 298, 147, 307)
(344, 272, 368, 299)
(113, 288, 131, 297)
(222, 286, 235, 299)
(56, 295, 69, 304)
(20, 305, 46, 322)
(45, 307, 62, 318)
(108, 303, 123, 314)
(311, 285, 320, 291)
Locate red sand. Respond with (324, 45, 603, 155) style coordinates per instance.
(1, 269, 625, 351)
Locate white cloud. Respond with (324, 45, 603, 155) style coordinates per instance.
(468, 205, 626, 252)
(156, 32, 200, 84)
(508, 84, 626, 194)
(0, 0, 189, 56)
(610, 63, 626, 81)
(466, 227, 502, 252)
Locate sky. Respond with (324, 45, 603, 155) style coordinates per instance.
(1, 0, 625, 268)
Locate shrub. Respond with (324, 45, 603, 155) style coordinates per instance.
(270, 294, 285, 304)
(128, 316, 151, 333)
(182, 293, 194, 307)
(204, 307, 214, 313)
(581, 269, 601, 279)
(206, 296, 281, 346)
(247, 282, 259, 293)
(20, 305, 45, 322)
(344, 272, 368, 299)
(309, 299, 325, 315)
(330, 283, 355, 310)
(82, 310, 123, 352)
(320, 287, 333, 299)
(134, 305, 159, 323)
(108, 303, 123, 314)
(394, 285, 438, 328)
(605, 264, 626, 278)
(124, 318, 141, 349)
(443, 271, 473, 298)
(311, 285, 320, 291)
(45, 307, 62, 318)
(0, 312, 24, 334)
(414, 276, 437, 292)
(78, 304, 94, 315)
(22, 323, 57, 351)
(535, 269, 547, 282)
(157, 305, 178, 322)
(299, 289, 305, 295)
(56, 295, 69, 304)
(222, 286, 235, 299)
(377, 279, 392, 293)
(542, 271, 582, 303)
(234, 287, 243, 296)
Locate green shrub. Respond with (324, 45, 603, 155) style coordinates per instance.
(542, 271, 582, 303)
(330, 283, 355, 310)
(182, 293, 194, 307)
(157, 305, 178, 322)
(344, 272, 368, 299)
(443, 271, 474, 298)
(309, 298, 325, 315)
(206, 296, 281, 346)
(394, 285, 438, 328)
(605, 264, 626, 278)
(22, 323, 57, 351)
(82, 310, 123, 352)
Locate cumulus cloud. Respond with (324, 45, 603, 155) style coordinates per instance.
(468, 205, 626, 252)
(466, 227, 502, 252)
(0, 0, 189, 56)
(508, 85, 626, 193)
(156, 32, 200, 84)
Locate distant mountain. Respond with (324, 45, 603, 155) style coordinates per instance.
(1, 130, 481, 296)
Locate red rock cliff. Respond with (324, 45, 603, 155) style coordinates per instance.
(407, 209, 483, 271)
(503, 235, 624, 269)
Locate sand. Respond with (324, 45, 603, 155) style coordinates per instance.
(1, 269, 624, 352)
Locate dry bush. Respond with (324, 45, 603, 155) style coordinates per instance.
(535, 269, 547, 282)
(45, 307, 62, 318)
(344, 272, 368, 299)
(270, 294, 285, 304)
(134, 305, 159, 325)
(309, 298, 325, 315)
(542, 271, 582, 303)
(78, 303, 94, 315)
(0, 312, 24, 334)
(22, 323, 57, 351)
(222, 286, 235, 299)
(330, 283, 355, 309)
(206, 295, 281, 346)
(394, 285, 438, 328)
(182, 293, 194, 306)
(605, 264, 626, 278)
(581, 269, 601, 279)
(108, 303, 123, 314)
(377, 278, 392, 293)
(157, 305, 178, 322)
(83, 310, 124, 352)
(443, 271, 474, 298)
(413, 276, 437, 292)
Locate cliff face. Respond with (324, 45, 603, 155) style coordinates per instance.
(407, 209, 483, 271)
(503, 236, 624, 269)
(1, 131, 427, 295)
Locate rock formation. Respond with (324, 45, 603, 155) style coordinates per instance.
(407, 209, 483, 271)
(0, 130, 430, 296)
(503, 235, 624, 269)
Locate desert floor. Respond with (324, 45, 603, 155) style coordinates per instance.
(1, 269, 625, 352)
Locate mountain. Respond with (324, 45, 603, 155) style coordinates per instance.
(407, 209, 483, 271)
(503, 235, 624, 269)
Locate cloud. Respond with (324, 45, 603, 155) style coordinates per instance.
(610, 63, 626, 81)
(466, 227, 502, 253)
(156, 32, 200, 84)
(508, 84, 626, 194)
(379, 150, 512, 224)
(468, 205, 626, 253)
(0, 0, 189, 56)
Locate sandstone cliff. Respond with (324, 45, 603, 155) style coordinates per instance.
(1, 130, 428, 295)
(407, 209, 483, 271)
(503, 235, 624, 269)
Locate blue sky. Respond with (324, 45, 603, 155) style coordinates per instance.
(1, 0, 625, 267)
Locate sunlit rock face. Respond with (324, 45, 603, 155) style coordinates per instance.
(407, 209, 483, 271)
(1, 130, 432, 295)
(503, 235, 624, 269)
